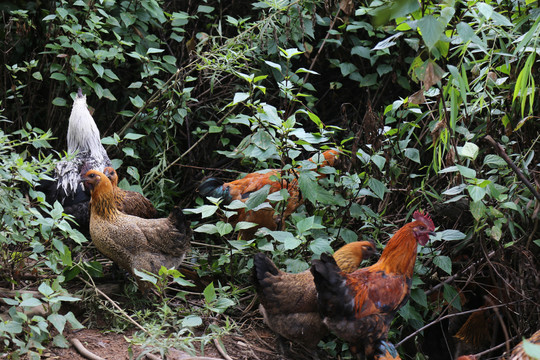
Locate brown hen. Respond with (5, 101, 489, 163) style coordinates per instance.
(311, 211, 436, 359)
(103, 167, 158, 218)
(81, 169, 191, 291)
(253, 240, 376, 347)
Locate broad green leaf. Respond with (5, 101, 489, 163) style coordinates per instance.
(38, 282, 54, 297)
(435, 229, 467, 241)
(404, 148, 420, 163)
(433, 255, 452, 274)
(410, 288, 427, 307)
(182, 315, 203, 327)
(231, 92, 250, 105)
(194, 224, 218, 234)
(467, 185, 486, 202)
(20, 297, 42, 307)
(470, 201, 486, 221)
(368, 178, 387, 200)
(443, 283, 462, 310)
(309, 238, 333, 256)
(523, 339, 540, 358)
(64, 311, 84, 329)
(458, 142, 479, 160)
(456, 164, 476, 179)
(268, 231, 301, 250)
(245, 185, 271, 211)
(484, 154, 507, 168)
(203, 283, 216, 303)
(216, 222, 233, 236)
(124, 133, 145, 140)
(417, 15, 444, 50)
(47, 313, 66, 333)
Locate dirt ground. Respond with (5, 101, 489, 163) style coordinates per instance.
(43, 325, 296, 360)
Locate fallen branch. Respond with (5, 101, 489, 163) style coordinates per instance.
(69, 337, 105, 360)
(213, 338, 233, 360)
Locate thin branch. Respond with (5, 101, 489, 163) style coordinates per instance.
(80, 278, 149, 334)
(396, 301, 522, 347)
(484, 135, 540, 202)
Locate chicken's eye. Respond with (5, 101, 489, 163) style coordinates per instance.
(89, 174, 95, 178)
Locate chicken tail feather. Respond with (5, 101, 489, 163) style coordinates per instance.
(198, 177, 232, 203)
(311, 253, 354, 318)
(168, 206, 189, 233)
(253, 253, 279, 284)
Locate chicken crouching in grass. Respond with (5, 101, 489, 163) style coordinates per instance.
(81, 169, 191, 291)
(37, 89, 111, 231)
(253, 241, 377, 348)
(311, 211, 436, 360)
(198, 149, 340, 239)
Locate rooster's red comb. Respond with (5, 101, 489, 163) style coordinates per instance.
(413, 210, 435, 230)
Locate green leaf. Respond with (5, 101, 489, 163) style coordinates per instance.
(456, 164, 476, 179)
(133, 269, 158, 285)
(417, 15, 444, 50)
(64, 311, 84, 329)
(404, 148, 420, 163)
(244, 185, 271, 211)
(483, 154, 506, 168)
(20, 297, 42, 307)
(433, 255, 452, 274)
(309, 238, 333, 256)
(438, 229, 466, 241)
(38, 282, 54, 297)
(267, 231, 301, 250)
(129, 95, 144, 108)
(182, 315, 203, 327)
(368, 178, 387, 200)
(458, 142, 479, 160)
(124, 133, 145, 140)
(194, 224, 218, 234)
(231, 92, 249, 105)
(50, 72, 67, 81)
(264, 60, 282, 71)
(52, 97, 67, 107)
(92, 63, 104, 77)
(467, 185, 486, 202)
(47, 313, 66, 333)
(443, 283, 462, 311)
(470, 200, 486, 221)
(203, 282, 216, 303)
(52, 334, 70, 348)
(216, 221, 233, 236)
(410, 288, 427, 307)
(523, 339, 540, 358)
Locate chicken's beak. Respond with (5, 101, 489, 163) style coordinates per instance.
(79, 177, 89, 184)
(429, 231, 436, 237)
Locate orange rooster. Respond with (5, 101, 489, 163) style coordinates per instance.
(253, 241, 377, 348)
(103, 167, 157, 218)
(198, 149, 339, 239)
(81, 170, 191, 291)
(310, 211, 436, 359)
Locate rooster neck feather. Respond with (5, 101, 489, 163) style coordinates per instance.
(370, 222, 420, 277)
(90, 178, 119, 221)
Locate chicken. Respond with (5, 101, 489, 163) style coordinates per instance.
(453, 306, 494, 356)
(103, 167, 158, 218)
(508, 329, 540, 360)
(37, 89, 111, 231)
(310, 211, 436, 359)
(253, 240, 376, 347)
(81, 169, 191, 291)
(199, 149, 339, 239)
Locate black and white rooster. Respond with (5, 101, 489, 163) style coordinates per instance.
(38, 89, 111, 231)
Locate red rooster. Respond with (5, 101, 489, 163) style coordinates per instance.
(310, 211, 436, 359)
(198, 149, 339, 239)
(253, 241, 377, 347)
